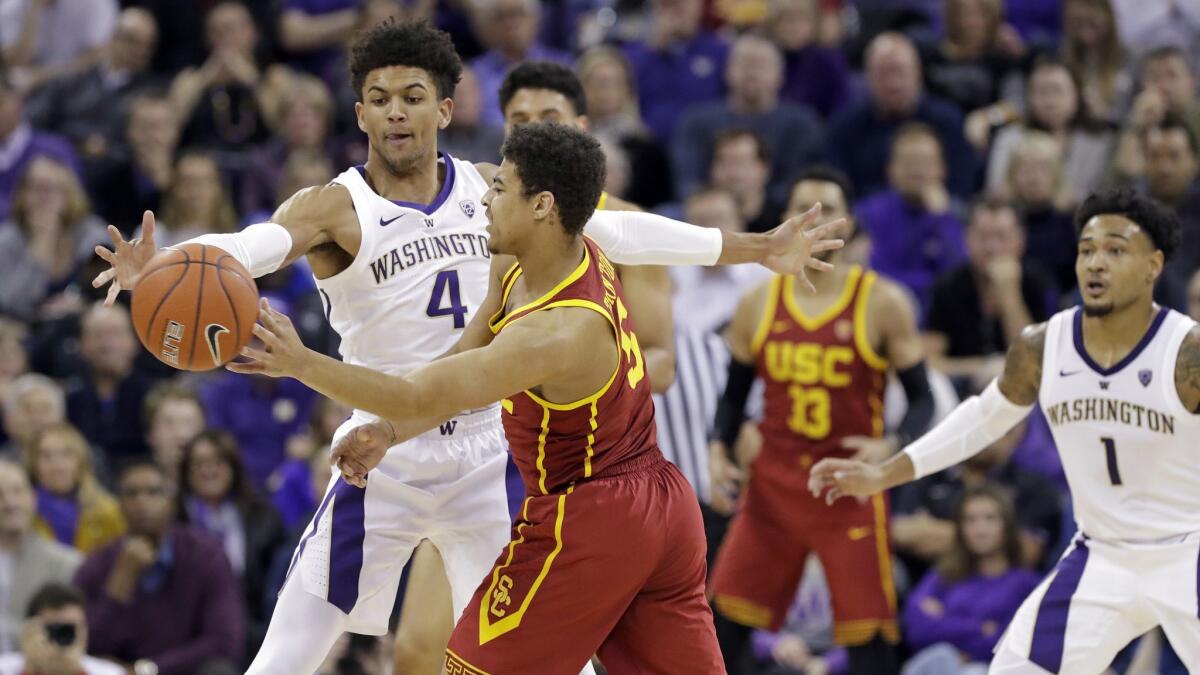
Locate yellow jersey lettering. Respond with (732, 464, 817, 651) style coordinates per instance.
(787, 384, 832, 439)
(489, 575, 514, 618)
(615, 297, 645, 389)
(764, 342, 856, 389)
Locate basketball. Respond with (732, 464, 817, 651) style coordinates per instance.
(130, 243, 259, 371)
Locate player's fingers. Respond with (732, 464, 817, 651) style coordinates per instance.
(797, 271, 816, 294)
(104, 281, 121, 307)
(225, 360, 264, 374)
(142, 210, 156, 247)
(805, 258, 836, 273)
(825, 486, 843, 506)
(239, 345, 270, 362)
(251, 324, 278, 347)
(106, 224, 126, 248)
(840, 436, 867, 449)
(94, 246, 117, 265)
(809, 238, 844, 254)
(92, 267, 114, 288)
(806, 216, 843, 241)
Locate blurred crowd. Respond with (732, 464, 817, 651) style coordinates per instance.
(0, 0, 1198, 673)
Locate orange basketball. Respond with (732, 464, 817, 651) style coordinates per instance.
(131, 243, 259, 371)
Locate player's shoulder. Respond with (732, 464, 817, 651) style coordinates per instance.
(865, 272, 916, 316)
(474, 162, 498, 183)
(274, 182, 353, 223)
(1013, 320, 1050, 358)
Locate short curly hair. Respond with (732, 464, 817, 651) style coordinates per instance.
(348, 19, 462, 101)
(501, 123, 605, 236)
(1075, 187, 1182, 260)
(498, 61, 587, 118)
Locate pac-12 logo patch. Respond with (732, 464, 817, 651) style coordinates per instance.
(459, 199, 476, 218)
(1138, 369, 1153, 386)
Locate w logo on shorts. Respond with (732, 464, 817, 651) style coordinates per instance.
(441, 420, 458, 436)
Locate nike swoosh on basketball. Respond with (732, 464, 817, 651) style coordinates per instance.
(379, 215, 405, 227)
(1059, 369, 1081, 377)
(205, 324, 230, 365)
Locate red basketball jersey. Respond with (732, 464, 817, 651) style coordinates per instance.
(488, 237, 660, 495)
(753, 266, 888, 468)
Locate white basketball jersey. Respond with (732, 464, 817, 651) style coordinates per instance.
(317, 154, 492, 376)
(1040, 306, 1200, 542)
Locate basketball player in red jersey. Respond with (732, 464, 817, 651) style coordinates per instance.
(231, 123, 844, 673)
(708, 167, 933, 675)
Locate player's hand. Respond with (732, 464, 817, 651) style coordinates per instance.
(92, 210, 159, 306)
(761, 204, 845, 293)
(330, 421, 395, 488)
(771, 635, 812, 669)
(841, 435, 898, 464)
(227, 299, 311, 377)
(708, 441, 743, 515)
(807, 457, 887, 505)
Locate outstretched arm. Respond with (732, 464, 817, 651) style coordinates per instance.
(809, 322, 1045, 503)
(92, 185, 350, 304)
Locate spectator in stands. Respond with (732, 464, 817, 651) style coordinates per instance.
(155, 152, 239, 246)
(198, 371, 317, 487)
(985, 56, 1114, 205)
(1004, 132, 1077, 295)
(763, 0, 852, 119)
(280, 0, 430, 88)
(0, 583, 123, 675)
(0, 156, 108, 321)
(623, 0, 730, 142)
(241, 74, 343, 216)
(1, 374, 64, 461)
(1110, 0, 1200, 72)
(827, 32, 976, 199)
(439, 66, 503, 164)
(85, 94, 178, 235)
(672, 187, 770, 333)
(177, 430, 285, 662)
(672, 34, 824, 201)
(1062, 0, 1130, 123)
(267, 396, 349, 530)
(471, 0, 570, 130)
(708, 130, 784, 234)
(892, 420, 1062, 577)
(1110, 46, 1200, 184)
(27, 423, 124, 554)
(923, 198, 1055, 394)
(0, 70, 80, 220)
(901, 485, 1041, 674)
(919, 0, 1023, 116)
(24, 7, 160, 161)
(65, 303, 153, 463)
(578, 48, 673, 207)
(855, 123, 967, 314)
(169, 2, 270, 152)
(144, 383, 207, 483)
(0, 460, 80, 653)
(0, 0, 118, 91)
(1142, 115, 1200, 287)
(0, 322, 28, 430)
(75, 460, 243, 675)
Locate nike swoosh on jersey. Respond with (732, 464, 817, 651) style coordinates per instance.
(1059, 369, 1081, 377)
(379, 215, 405, 227)
(205, 323, 230, 365)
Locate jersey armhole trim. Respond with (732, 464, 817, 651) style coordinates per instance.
(520, 299, 622, 412)
(854, 271, 889, 371)
(488, 263, 524, 333)
(750, 276, 783, 356)
(489, 247, 591, 334)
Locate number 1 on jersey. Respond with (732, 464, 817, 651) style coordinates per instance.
(427, 270, 468, 329)
(1101, 436, 1123, 485)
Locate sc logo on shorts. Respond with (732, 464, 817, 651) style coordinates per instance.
(489, 575, 514, 617)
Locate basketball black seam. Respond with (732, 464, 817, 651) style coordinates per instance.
(187, 246, 208, 369)
(215, 268, 241, 364)
(144, 248, 192, 343)
(217, 258, 258, 295)
(145, 260, 232, 270)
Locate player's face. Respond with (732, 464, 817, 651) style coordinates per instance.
(482, 160, 544, 255)
(1076, 215, 1163, 317)
(503, 88, 585, 138)
(355, 67, 452, 178)
(961, 495, 1005, 557)
(786, 180, 853, 262)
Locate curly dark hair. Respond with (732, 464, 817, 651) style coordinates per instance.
(501, 123, 605, 236)
(1075, 187, 1182, 260)
(348, 19, 462, 101)
(498, 61, 587, 118)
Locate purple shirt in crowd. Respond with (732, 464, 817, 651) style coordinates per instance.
(74, 528, 245, 675)
(623, 33, 729, 142)
(856, 189, 967, 315)
(282, 0, 362, 86)
(471, 44, 573, 130)
(779, 45, 854, 119)
(904, 568, 1042, 662)
(0, 123, 81, 219)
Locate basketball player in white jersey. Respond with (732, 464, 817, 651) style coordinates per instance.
(92, 20, 841, 675)
(809, 187, 1200, 673)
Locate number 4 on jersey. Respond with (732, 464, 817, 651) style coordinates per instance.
(427, 270, 468, 329)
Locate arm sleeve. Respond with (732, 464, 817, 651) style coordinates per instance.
(181, 222, 293, 278)
(582, 210, 723, 266)
(712, 358, 756, 448)
(902, 379, 1032, 479)
(895, 362, 935, 447)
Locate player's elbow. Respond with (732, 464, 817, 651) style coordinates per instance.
(646, 347, 676, 393)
